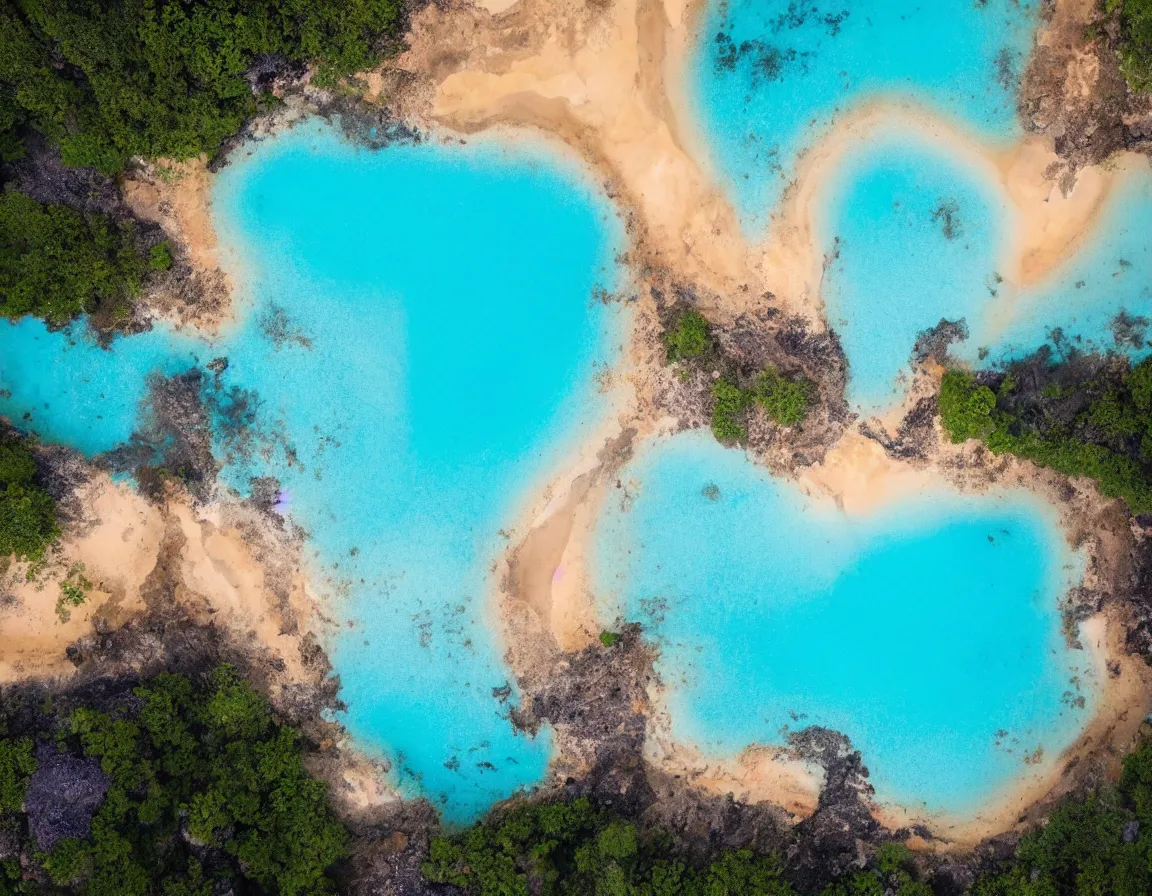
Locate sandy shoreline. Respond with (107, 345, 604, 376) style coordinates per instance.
(2, 0, 1146, 851)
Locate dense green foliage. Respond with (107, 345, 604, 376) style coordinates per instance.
(423, 797, 798, 896)
(709, 369, 812, 445)
(0, 191, 153, 324)
(422, 797, 937, 896)
(662, 309, 713, 361)
(0, 428, 57, 561)
(661, 308, 812, 444)
(0, 666, 347, 896)
(939, 359, 1152, 514)
(0, 0, 402, 174)
(0, 738, 35, 814)
(1110, 0, 1152, 91)
(710, 376, 752, 444)
(974, 736, 1152, 896)
(752, 367, 812, 427)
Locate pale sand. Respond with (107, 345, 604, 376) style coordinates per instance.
(0, 473, 402, 810)
(800, 431, 939, 516)
(879, 608, 1152, 850)
(393, 0, 1132, 342)
(11, 0, 1135, 838)
(122, 156, 234, 332)
(752, 101, 1129, 327)
(646, 738, 824, 821)
(0, 477, 161, 683)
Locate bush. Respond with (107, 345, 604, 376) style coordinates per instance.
(938, 370, 996, 444)
(752, 367, 812, 426)
(422, 797, 800, 896)
(147, 242, 173, 272)
(0, 429, 58, 561)
(0, 191, 146, 324)
(1111, 0, 1152, 91)
(711, 377, 751, 444)
(663, 309, 712, 361)
(27, 665, 350, 895)
(0, 0, 403, 175)
(938, 360, 1152, 514)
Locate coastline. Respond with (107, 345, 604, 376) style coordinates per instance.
(0, 0, 1145, 854)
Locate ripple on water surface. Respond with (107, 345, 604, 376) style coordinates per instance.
(688, 0, 1040, 230)
(594, 431, 1098, 817)
(0, 119, 628, 821)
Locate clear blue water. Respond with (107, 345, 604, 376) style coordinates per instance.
(819, 131, 1005, 413)
(977, 166, 1152, 369)
(594, 431, 1096, 816)
(688, 0, 1040, 231)
(820, 135, 1152, 413)
(0, 119, 628, 821)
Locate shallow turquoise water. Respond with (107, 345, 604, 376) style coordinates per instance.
(688, 0, 1039, 231)
(594, 432, 1096, 816)
(0, 119, 627, 821)
(818, 132, 1005, 413)
(820, 136, 1152, 412)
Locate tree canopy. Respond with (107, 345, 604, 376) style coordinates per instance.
(939, 358, 1152, 515)
(0, 190, 149, 324)
(0, 427, 57, 561)
(0, 665, 347, 896)
(0, 0, 402, 174)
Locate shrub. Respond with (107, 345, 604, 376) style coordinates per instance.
(39, 666, 349, 895)
(0, 429, 58, 561)
(752, 367, 812, 426)
(710, 377, 751, 444)
(0, 0, 404, 175)
(1112, 0, 1152, 91)
(423, 797, 799, 896)
(0, 739, 35, 813)
(0, 191, 145, 325)
(147, 242, 173, 272)
(663, 309, 712, 361)
(938, 359, 1152, 514)
(938, 369, 996, 443)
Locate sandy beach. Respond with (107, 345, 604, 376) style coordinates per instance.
(2, 0, 1146, 849)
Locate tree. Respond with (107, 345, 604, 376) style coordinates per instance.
(0, 429, 57, 561)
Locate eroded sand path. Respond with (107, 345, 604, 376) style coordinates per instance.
(394, 0, 1138, 336)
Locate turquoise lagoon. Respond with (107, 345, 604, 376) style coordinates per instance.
(687, 0, 1040, 231)
(593, 431, 1098, 816)
(819, 133, 1152, 412)
(0, 119, 628, 821)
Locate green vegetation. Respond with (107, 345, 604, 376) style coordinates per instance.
(0, 738, 35, 813)
(939, 359, 1152, 514)
(0, 0, 403, 174)
(662, 309, 712, 361)
(752, 367, 814, 427)
(974, 733, 1152, 895)
(0, 665, 347, 895)
(423, 797, 798, 896)
(711, 376, 753, 444)
(710, 368, 813, 445)
(661, 307, 813, 446)
(0, 191, 146, 325)
(0, 428, 58, 562)
(55, 563, 91, 623)
(1109, 0, 1152, 92)
(422, 796, 938, 896)
(599, 630, 622, 648)
(147, 241, 173, 272)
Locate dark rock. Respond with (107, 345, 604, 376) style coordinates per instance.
(24, 744, 108, 853)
